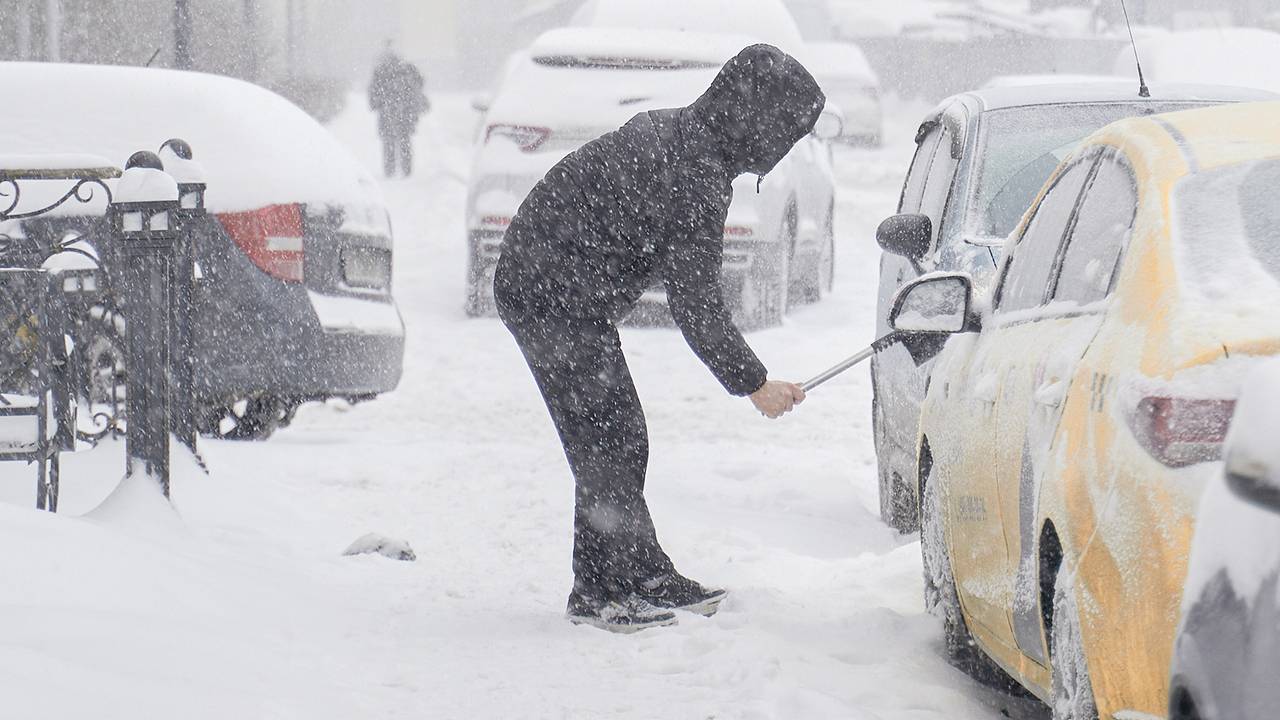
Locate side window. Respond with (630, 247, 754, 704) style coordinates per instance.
(899, 124, 943, 213)
(919, 124, 960, 245)
(1051, 157, 1137, 305)
(997, 159, 1095, 313)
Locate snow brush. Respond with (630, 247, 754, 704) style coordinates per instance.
(800, 333, 900, 393)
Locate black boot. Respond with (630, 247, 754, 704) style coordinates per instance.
(566, 589, 677, 633)
(635, 573, 727, 616)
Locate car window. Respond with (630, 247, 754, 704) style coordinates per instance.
(899, 123, 943, 213)
(919, 123, 960, 245)
(996, 158, 1095, 313)
(1051, 155, 1137, 306)
(965, 102, 1212, 243)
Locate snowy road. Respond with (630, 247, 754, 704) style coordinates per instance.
(0, 96, 1046, 719)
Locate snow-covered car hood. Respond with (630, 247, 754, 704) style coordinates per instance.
(0, 62, 384, 226)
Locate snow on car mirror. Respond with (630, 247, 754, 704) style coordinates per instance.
(1224, 361, 1280, 513)
(813, 107, 843, 141)
(888, 272, 974, 335)
(877, 214, 932, 262)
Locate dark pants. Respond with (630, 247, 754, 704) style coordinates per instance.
(498, 298, 675, 599)
(378, 116, 414, 177)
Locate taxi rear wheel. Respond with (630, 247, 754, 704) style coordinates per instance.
(1050, 566, 1099, 720)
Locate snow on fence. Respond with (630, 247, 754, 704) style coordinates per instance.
(0, 144, 207, 510)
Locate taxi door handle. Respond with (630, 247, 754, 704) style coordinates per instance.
(974, 372, 999, 404)
(1035, 380, 1066, 409)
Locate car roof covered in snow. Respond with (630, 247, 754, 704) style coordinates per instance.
(570, 0, 805, 51)
(0, 62, 384, 220)
(529, 27, 755, 67)
(1092, 100, 1280, 175)
(956, 82, 1278, 113)
(798, 42, 877, 84)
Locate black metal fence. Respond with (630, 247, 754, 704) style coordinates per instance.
(0, 143, 206, 510)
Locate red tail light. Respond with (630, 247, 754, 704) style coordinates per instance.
(1130, 396, 1236, 467)
(485, 125, 551, 152)
(724, 225, 754, 238)
(216, 204, 305, 283)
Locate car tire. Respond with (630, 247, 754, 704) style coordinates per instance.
(820, 210, 835, 296)
(873, 381, 919, 533)
(797, 207, 835, 305)
(199, 396, 300, 441)
(464, 240, 496, 318)
(736, 241, 788, 331)
(920, 449, 1023, 692)
(1050, 565, 1100, 720)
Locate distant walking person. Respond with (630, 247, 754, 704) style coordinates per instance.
(369, 47, 428, 178)
(495, 44, 823, 633)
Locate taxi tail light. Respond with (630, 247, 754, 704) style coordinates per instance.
(1130, 396, 1236, 468)
(216, 203, 306, 283)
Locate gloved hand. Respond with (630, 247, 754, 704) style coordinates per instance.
(750, 380, 806, 419)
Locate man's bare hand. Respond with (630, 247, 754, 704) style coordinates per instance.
(750, 380, 806, 419)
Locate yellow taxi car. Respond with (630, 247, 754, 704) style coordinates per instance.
(884, 101, 1280, 719)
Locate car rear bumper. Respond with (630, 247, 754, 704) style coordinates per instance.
(192, 286, 404, 403)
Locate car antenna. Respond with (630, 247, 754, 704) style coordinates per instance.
(144, 47, 162, 68)
(1118, 0, 1150, 98)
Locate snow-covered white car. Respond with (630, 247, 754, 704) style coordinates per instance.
(1171, 360, 1280, 720)
(871, 82, 1275, 531)
(0, 62, 404, 439)
(801, 41, 883, 145)
(464, 0, 837, 328)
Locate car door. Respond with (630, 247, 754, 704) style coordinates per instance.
(996, 150, 1139, 664)
(946, 156, 1096, 648)
(873, 110, 965, 518)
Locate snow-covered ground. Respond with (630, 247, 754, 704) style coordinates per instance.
(0, 94, 1045, 719)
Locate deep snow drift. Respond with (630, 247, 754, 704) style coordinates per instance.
(0, 94, 1042, 719)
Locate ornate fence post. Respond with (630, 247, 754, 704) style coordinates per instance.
(106, 152, 180, 496)
(160, 139, 207, 455)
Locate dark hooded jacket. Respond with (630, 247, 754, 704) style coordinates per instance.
(494, 44, 825, 396)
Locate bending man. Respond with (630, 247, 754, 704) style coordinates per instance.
(495, 44, 824, 633)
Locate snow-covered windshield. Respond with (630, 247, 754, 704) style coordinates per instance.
(967, 102, 1203, 242)
(1174, 158, 1280, 308)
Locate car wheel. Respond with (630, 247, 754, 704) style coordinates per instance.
(780, 203, 813, 308)
(1170, 686, 1204, 720)
(873, 378, 919, 532)
(464, 241, 495, 317)
(820, 209, 835, 296)
(920, 447, 1023, 692)
(736, 242, 787, 331)
(1050, 565, 1099, 720)
(200, 396, 299, 441)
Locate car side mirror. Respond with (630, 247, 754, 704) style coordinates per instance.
(813, 106, 843, 141)
(1224, 363, 1280, 512)
(877, 214, 932, 261)
(889, 272, 977, 335)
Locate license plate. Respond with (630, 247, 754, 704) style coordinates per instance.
(341, 247, 391, 290)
